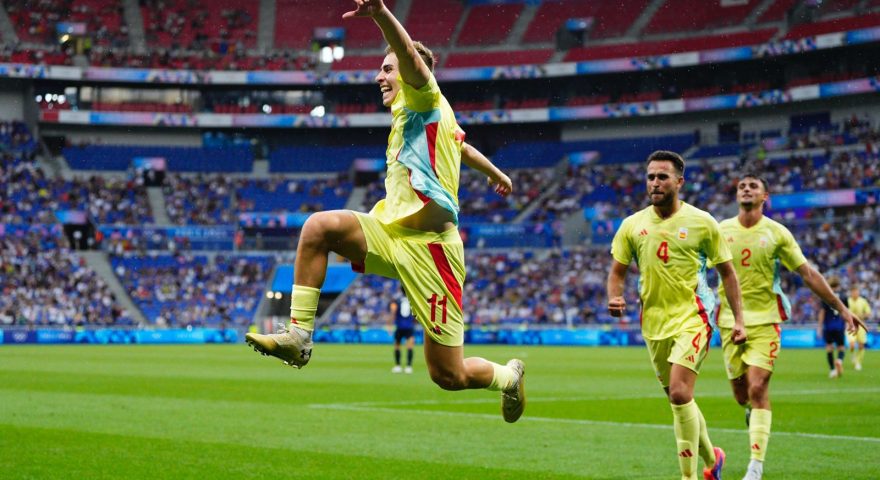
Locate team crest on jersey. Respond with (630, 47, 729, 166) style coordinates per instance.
(759, 237, 768, 248)
(678, 227, 688, 240)
(726, 236, 734, 243)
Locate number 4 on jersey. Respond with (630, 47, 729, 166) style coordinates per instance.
(657, 241, 669, 263)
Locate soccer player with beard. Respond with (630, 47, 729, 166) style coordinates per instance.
(718, 172, 865, 480)
(245, 0, 526, 423)
(608, 150, 747, 480)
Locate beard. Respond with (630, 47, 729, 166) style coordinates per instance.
(649, 191, 674, 207)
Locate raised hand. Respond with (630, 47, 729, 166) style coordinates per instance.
(342, 0, 386, 19)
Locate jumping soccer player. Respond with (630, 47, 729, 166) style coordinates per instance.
(245, 0, 525, 423)
(717, 172, 864, 480)
(608, 150, 746, 480)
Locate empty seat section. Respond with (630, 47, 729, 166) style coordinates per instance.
(644, 0, 760, 35)
(564, 29, 776, 62)
(405, 0, 464, 47)
(457, 3, 522, 46)
(270, 145, 386, 173)
(62, 145, 253, 172)
(756, 0, 800, 23)
(444, 49, 553, 68)
(523, 0, 648, 44)
(784, 13, 880, 39)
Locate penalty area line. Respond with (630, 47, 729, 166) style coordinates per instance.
(308, 403, 880, 444)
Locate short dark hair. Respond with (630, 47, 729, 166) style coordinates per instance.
(646, 150, 685, 176)
(385, 41, 435, 72)
(739, 171, 769, 192)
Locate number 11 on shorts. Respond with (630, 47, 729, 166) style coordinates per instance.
(428, 293, 448, 324)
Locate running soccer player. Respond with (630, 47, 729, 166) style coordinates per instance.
(245, 0, 526, 423)
(717, 172, 865, 480)
(846, 284, 872, 371)
(389, 290, 415, 374)
(817, 276, 853, 379)
(608, 150, 746, 480)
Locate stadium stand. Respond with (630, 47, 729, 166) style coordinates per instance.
(111, 253, 277, 327)
(62, 145, 253, 173)
(644, 0, 760, 35)
(0, 224, 134, 326)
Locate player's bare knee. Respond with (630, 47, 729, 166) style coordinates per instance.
(667, 384, 693, 405)
(301, 211, 342, 246)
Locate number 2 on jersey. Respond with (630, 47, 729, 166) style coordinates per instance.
(656, 241, 669, 263)
(741, 248, 752, 267)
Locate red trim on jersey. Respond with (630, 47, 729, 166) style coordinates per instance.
(427, 243, 463, 309)
(425, 121, 439, 175)
(773, 323, 781, 337)
(775, 294, 788, 321)
(407, 168, 432, 205)
(695, 294, 712, 351)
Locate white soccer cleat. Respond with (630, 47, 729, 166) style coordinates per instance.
(742, 459, 763, 480)
(829, 369, 838, 379)
(501, 359, 526, 423)
(404, 366, 413, 374)
(391, 365, 403, 373)
(245, 323, 313, 369)
(855, 363, 862, 371)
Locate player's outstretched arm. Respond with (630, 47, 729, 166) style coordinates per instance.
(607, 260, 629, 317)
(343, 0, 430, 89)
(716, 260, 748, 344)
(461, 142, 512, 197)
(796, 263, 866, 334)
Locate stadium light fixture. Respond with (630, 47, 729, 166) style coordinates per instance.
(262, 104, 272, 114)
(273, 292, 282, 300)
(310, 105, 325, 118)
(265, 291, 273, 299)
(320, 46, 333, 63)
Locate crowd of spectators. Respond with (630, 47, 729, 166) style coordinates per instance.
(164, 173, 234, 225)
(112, 253, 278, 327)
(0, 225, 134, 327)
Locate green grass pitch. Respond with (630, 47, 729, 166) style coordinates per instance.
(1, 344, 877, 479)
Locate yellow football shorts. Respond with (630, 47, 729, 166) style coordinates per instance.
(721, 323, 781, 379)
(645, 321, 713, 388)
(847, 328, 867, 346)
(351, 211, 465, 347)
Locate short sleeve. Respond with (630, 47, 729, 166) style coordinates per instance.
(400, 73, 441, 113)
(611, 218, 633, 265)
(777, 226, 808, 271)
(704, 217, 733, 266)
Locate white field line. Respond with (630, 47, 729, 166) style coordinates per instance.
(309, 404, 880, 443)
(308, 387, 880, 444)
(309, 387, 880, 408)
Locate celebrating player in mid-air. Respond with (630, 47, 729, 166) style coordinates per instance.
(608, 151, 746, 480)
(245, 0, 526, 423)
(716, 172, 865, 480)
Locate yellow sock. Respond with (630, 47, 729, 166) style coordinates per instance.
(487, 362, 515, 391)
(289, 285, 320, 332)
(856, 348, 865, 366)
(695, 403, 716, 467)
(749, 408, 772, 461)
(671, 400, 700, 479)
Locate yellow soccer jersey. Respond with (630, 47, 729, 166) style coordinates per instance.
(847, 296, 872, 320)
(370, 72, 466, 225)
(611, 202, 732, 340)
(716, 216, 807, 328)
